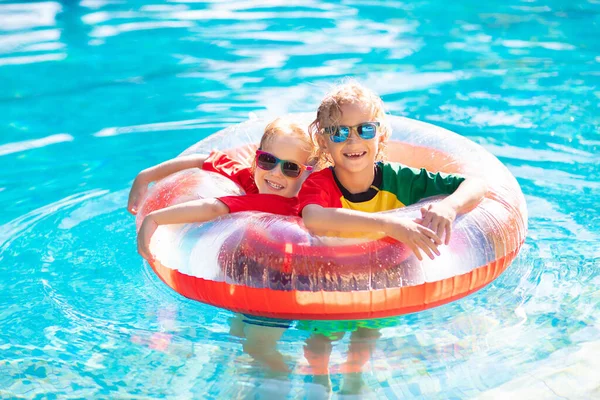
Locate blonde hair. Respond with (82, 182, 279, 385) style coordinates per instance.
(255, 117, 319, 168)
(308, 80, 391, 167)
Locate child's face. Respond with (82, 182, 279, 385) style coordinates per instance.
(319, 103, 383, 174)
(253, 135, 312, 198)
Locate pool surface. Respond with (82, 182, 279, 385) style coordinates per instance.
(1, 0, 599, 398)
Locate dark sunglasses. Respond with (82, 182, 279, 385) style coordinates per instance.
(255, 150, 313, 178)
(323, 122, 380, 143)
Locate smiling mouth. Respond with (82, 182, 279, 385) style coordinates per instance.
(343, 151, 367, 159)
(265, 179, 284, 190)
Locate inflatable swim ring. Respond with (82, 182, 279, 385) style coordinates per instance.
(136, 114, 527, 320)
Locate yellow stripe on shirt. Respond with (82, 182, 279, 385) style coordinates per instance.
(339, 190, 405, 213)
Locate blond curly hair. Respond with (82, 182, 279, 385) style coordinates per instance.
(308, 80, 391, 167)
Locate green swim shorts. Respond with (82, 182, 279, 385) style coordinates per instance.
(296, 316, 401, 339)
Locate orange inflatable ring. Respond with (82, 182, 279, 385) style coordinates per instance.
(136, 114, 527, 320)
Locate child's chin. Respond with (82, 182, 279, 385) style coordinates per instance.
(341, 160, 372, 172)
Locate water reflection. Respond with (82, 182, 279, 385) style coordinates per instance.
(1, 0, 599, 398)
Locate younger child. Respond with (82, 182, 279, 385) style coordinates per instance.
(131, 118, 317, 374)
(298, 81, 487, 394)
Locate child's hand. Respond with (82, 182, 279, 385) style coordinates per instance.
(128, 174, 149, 215)
(386, 218, 442, 261)
(137, 216, 158, 262)
(419, 203, 457, 245)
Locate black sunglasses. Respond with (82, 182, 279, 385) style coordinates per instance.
(255, 150, 313, 178)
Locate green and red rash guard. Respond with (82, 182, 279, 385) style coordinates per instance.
(202, 150, 299, 216)
(298, 161, 466, 214)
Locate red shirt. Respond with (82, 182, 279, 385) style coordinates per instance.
(218, 194, 299, 216)
(297, 168, 340, 213)
(202, 150, 258, 194)
(202, 151, 299, 217)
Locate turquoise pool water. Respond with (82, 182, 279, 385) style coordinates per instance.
(1, 0, 599, 398)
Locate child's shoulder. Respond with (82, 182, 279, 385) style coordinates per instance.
(379, 160, 418, 174)
(379, 161, 465, 184)
(305, 167, 335, 182)
(300, 167, 339, 197)
(379, 160, 409, 168)
(206, 149, 236, 164)
(203, 150, 251, 172)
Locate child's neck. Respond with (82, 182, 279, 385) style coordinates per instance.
(333, 165, 375, 194)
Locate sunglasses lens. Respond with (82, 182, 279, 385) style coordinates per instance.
(256, 153, 277, 170)
(328, 126, 349, 143)
(358, 123, 377, 139)
(282, 161, 301, 178)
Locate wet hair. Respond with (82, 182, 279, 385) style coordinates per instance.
(308, 80, 391, 166)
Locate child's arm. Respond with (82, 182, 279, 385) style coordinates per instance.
(137, 198, 228, 261)
(302, 205, 442, 261)
(128, 154, 209, 214)
(419, 177, 487, 244)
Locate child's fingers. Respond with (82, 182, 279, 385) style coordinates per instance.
(128, 191, 144, 215)
(137, 233, 150, 260)
(420, 225, 442, 245)
(444, 223, 452, 245)
(128, 184, 147, 215)
(430, 238, 441, 256)
(421, 212, 433, 229)
(127, 195, 136, 214)
(137, 239, 145, 258)
(420, 236, 440, 258)
(408, 243, 423, 261)
(417, 239, 436, 260)
(436, 220, 447, 242)
(142, 238, 152, 261)
(430, 218, 442, 240)
(139, 245, 152, 262)
(128, 201, 138, 215)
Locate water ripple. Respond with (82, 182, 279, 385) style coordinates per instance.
(1, 0, 599, 397)
(0, 190, 105, 251)
(0, 133, 74, 156)
(0, 2, 61, 31)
